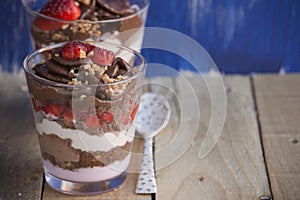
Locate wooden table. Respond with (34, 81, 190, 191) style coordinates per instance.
(0, 73, 299, 200)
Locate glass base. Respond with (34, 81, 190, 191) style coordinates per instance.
(45, 171, 127, 195)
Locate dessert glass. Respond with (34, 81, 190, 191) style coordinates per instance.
(21, 0, 149, 51)
(23, 42, 146, 195)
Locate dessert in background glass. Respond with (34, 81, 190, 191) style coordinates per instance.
(23, 41, 146, 195)
(22, 0, 149, 51)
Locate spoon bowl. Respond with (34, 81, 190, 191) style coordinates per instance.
(135, 92, 171, 138)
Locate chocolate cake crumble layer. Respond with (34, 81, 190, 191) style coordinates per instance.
(39, 133, 132, 170)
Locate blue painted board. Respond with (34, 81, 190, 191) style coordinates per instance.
(0, 0, 31, 73)
(0, 0, 299, 74)
(144, 0, 300, 73)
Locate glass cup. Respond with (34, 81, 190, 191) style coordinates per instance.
(23, 41, 146, 195)
(21, 0, 149, 51)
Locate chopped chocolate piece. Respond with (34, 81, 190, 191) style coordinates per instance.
(96, 0, 134, 16)
(106, 64, 119, 78)
(117, 68, 127, 76)
(34, 63, 70, 83)
(47, 60, 75, 79)
(105, 57, 132, 78)
(79, 0, 96, 19)
(96, 8, 120, 20)
(113, 57, 132, 70)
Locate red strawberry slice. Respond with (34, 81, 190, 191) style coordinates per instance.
(130, 104, 139, 120)
(99, 112, 114, 123)
(85, 115, 100, 127)
(42, 103, 64, 117)
(62, 41, 95, 60)
(88, 47, 115, 66)
(85, 43, 96, 53)
(34, 0, 81, 31)
(63, 108, 74, 124)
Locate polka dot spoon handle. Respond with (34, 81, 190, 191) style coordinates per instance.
(135, 137, 157, 193)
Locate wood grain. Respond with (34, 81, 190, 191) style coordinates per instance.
(3, 73, 299, 199)
(253, 74, 300, 199)
(0, 73, 43, 200)
(154, 75, 271, 199)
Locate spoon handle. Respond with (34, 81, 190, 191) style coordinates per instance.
(135, 137, 157, 194)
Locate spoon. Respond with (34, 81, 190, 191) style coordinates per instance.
(135, 92, 171, 194)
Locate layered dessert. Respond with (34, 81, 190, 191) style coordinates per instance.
(24, 0, 148, 49)
(24, 41, 143, 184)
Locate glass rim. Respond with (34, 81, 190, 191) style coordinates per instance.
(21, 0, 150, 24)
(23, 41, 146, 88)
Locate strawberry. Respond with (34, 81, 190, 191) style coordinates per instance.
(85, 43, 96, 53)
(62, 41, 95, 60)
(63, 108, 74, 124)
(42, 103, 64, 117)
(85, 115, 100, 127)
(34, 0, 81, 31)
(99, 112, 114, 123)
(130, 104, 139, 120)
(88, 47, 115, 66)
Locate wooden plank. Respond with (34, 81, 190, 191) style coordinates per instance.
(154, 75, 271, 199)
(0, 73, 43, 199)
(253, 74, 300, 97)
(253, 74, 300, 199)
(42, 138, 150, 200)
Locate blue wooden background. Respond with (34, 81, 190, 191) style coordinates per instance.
(0, 0, 299, 73)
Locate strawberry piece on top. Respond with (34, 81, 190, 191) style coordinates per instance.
(62, 41, 95, 60)
(34, 0, 81, 31)
(88, 47, 115, 66)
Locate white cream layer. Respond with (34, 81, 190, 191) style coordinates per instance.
(36, 119, 135, 152)
(43, 154, 130, 182)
